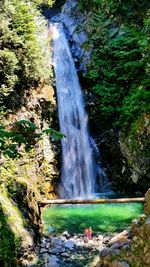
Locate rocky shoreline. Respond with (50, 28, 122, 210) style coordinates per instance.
(36, 230, 130, 267)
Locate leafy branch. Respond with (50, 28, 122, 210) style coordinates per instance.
(0, 120, 65, 159)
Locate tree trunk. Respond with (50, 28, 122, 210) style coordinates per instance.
(39, 197, 145, 207)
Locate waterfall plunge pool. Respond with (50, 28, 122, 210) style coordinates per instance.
(42, 202, 143, 235)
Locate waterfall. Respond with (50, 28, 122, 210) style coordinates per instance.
(52, 23, 108, 199)
(91, 138, 111, 193)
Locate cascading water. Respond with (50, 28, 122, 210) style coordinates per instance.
(91, 138, 111, 194)
(52, 23, 108, 198)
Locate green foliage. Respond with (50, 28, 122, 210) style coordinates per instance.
(78, 0, 150, 22)
(0, 204, 18, 267)
(0, 187, 31, 267)
(80, 1, 150, 133)
(0, 120, 64, 158)
(42, 128, 65, 140)
(121, 89, 150, 129)
(32, 0, 55, 7)
(0, 49, 19, 97)
(0, 0, 53, 104)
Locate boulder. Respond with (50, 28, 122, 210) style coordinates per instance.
(110, 241, 130, 250)
(49, 246, 65, 254)
(45, 242, 51, 249)
(51, 237, 63, 247)
(48, 255, 60, 267)
(109, 230, 129, 245)
(40, 248, 48, 254)
(100, 248, 110, 257)
(64, 240, 75, 250)
(62, 231, 70, 238)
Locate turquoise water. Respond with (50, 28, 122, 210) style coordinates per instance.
(43, 202, 143, 234)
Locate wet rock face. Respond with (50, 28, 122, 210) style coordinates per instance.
(43, 0, 91, 72)
(93, 128, 150, 194)
(95, 130, 136, 193)
(119, 130, 150, 192)
(60, 0, 90, 72)
(51, 0, 90, 72)
(84, 87, 149, 194)
(41, 0, 66, 19)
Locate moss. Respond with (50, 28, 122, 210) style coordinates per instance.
(0, 189, 31, 267)
(118, 113, 150, 190)
(0, 206, 17, 266)
(0, 153, 40, 265)
(0, 133, 59, 263)
(127, 113, 150, 157)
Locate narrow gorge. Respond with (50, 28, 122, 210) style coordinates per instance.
(0, 0, 150, 267)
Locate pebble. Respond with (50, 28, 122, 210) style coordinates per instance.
(45, 242, 51, 249)
(63, 231, 71, 238)
(97, 235, 103, 241)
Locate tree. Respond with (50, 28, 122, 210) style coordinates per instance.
(0, 0, 54, 104)
(0, 120, 64, 159)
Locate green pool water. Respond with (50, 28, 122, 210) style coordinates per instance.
(43, 202, 143, 234)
